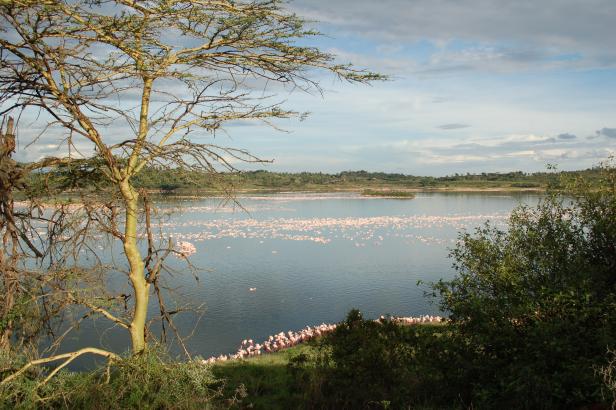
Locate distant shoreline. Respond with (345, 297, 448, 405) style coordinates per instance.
(14, 187, 543, 208)
(144, 186, 545, 196)
(27, 167, 597, 197)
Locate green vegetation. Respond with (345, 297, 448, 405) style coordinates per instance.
(427, 164, 616, 408)
(4, 0, 614, 407)
(211, 317, 452, 409)
(291, 312, 450, 409)
(361, 189, 416, 198)
(0, 349, 224, 409)
(3, 163, 614, 409)
(0, 324, 449, 410)
(25, 165, 606, 195)
(131, 168, 565, 192)
(211, 344, 314, 409)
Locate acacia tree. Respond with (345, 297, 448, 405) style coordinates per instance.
(0, 0, 381, 354)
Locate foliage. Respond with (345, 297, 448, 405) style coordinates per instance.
(312, 310, 416, 408)
(0, 348, 226, 409)
(208, 322, 458, 410)
(24, 165, 609, 195)
(91, 166, 608, 192)
(430, 162, 616, 408)
(283, 311, 454, 409)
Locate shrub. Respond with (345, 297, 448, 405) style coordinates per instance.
(431, 163, 616, 408)
(0, 349, 223, 409)
(289, 310, 454, 409)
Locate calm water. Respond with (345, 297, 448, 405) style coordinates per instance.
(60, 192, 540, 362)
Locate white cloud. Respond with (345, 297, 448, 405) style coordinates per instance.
(292, 0, 616, 69)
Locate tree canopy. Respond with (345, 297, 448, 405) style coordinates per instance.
(0, 0, 382, 355)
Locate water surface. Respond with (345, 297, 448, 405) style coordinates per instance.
(61, 192, 540, 360)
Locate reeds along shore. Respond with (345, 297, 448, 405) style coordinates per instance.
(200, 315, 445, 364)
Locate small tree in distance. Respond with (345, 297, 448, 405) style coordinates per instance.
(0, 0, 383, 356)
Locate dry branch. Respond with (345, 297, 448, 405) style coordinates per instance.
(1, 347, 120, 386)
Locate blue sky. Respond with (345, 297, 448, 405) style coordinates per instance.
(226, 0, 616, 175)
(12, 0, 616, 176)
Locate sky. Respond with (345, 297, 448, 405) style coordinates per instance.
(11, 0, 616, 176)
(228, 0, 616, 175)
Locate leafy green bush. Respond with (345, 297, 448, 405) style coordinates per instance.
(318, 310, 415, 408)
(288, 310, 455, 409)
(432, 164, 616, 408)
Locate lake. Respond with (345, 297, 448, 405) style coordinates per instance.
(60, 192, 541, 362)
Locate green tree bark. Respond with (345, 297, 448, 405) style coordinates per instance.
(120, 180, 149, 353)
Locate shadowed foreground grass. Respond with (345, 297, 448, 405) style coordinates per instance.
(211, 344, 314, 409)
(0, 333, 420, 409)
(210, 322, 452, 410)
(2, 317, 611, 409)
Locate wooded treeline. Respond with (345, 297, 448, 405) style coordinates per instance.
(23, 163, 606, 193)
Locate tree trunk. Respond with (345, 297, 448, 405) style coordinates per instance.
(119, 180, 149, 354)
(0, 116, 18, 350)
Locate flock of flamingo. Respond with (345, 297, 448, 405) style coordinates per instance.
(178, 196, 462, 363)
(18, 195, 510, 252)
(200, 314, 445, 364)
(163, 208, 509, 250)
(19, 194, 506, 364)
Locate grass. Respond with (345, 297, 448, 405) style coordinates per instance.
(0, 323, 457, 409)
(210, 344, 315, 409)
(209, 323, 450, 409)
(0, 349, 222, 410)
